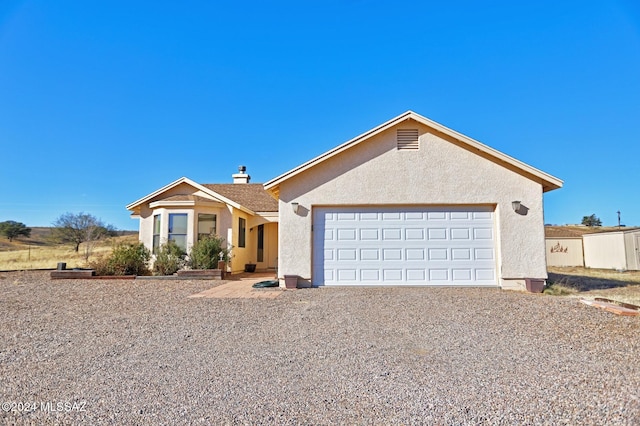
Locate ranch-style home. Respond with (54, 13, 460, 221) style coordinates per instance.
(126, 170, 279, 274)
(128, 111, 563, 290)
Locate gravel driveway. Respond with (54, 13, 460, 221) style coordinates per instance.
(1, 271, 638, 425)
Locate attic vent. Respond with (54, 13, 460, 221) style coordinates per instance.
(397, 129, 419, 150)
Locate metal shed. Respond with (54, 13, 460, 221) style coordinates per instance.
(583, 228, 640, 270)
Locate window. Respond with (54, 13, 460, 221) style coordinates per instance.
(168, 213, 188, 251)
(152, 215, 161, 254)
(198, 214, 217, 240)
(257, 224, 264, 262)
(238, 217, 246, 248)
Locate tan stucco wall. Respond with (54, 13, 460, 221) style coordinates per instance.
(276, 120, 548, 286)
(545, 238, 584, 267)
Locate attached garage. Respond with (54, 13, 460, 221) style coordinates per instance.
(313, 206, 496, 286)
(264, 111, 563, 290)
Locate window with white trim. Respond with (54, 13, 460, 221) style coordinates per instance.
(152, 214, 161, 254)
(168, 213, 188, 251)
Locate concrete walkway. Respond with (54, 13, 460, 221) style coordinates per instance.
(188, 273, 283, 299)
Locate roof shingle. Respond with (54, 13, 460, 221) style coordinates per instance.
(203, 184, 278, 212)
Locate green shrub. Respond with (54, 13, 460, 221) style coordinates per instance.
(153, 241, 186, 275)
(87, 255, 112, 276)
(188, 235, 230, 270)
(89, 242, 151, 276)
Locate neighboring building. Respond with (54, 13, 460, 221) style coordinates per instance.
(583, 228, 640, 271)
(264, 111, 563, 290)
(126, 168, 278, 273)
(545, 226, 587, 267)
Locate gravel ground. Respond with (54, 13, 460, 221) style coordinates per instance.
(1, 271, 638, 425)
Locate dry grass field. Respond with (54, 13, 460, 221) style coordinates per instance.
(547, 266, 640, 305)
(0, 228, 138, 271)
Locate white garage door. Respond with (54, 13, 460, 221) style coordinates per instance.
(313, 206, 496, 286)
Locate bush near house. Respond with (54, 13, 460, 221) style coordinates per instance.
(153, 241, 187, 276)
(187, 235, 230, 270)
(89, 242, 151, 276)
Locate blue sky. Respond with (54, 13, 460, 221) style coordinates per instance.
(1, 0, 639, 231)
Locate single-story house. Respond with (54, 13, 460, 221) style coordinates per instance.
(545, 226, 588, 267)
(264, 111, 563, 290)
(126, 169, 279, 273)
(583, 228, 640, 271)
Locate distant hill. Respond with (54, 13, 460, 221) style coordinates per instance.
(0, 227, 137, 251)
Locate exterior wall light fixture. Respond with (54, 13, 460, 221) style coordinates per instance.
(512, 201, 521, 212)
(292, 202, 300, 214)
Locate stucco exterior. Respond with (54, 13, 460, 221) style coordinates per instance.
(266, 111, 562, 289)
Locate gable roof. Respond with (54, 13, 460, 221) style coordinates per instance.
(264, 110, 563, 197)
(126, 177, 278, 215)
(202, 184, 278, 212)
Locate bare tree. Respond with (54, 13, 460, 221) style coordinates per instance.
(51, 212, 115, 259)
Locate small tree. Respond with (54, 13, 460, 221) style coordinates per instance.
(50, 212, 115, 257)
(187, 235, 230, 270)
(0, 221, 31, 242)
(581, 214, 602, 227)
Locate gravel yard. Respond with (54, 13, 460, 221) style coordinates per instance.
(1, 271, 639, 425)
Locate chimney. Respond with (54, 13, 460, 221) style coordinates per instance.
(232, 165, 251, 184)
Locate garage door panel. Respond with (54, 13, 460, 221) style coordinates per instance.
(382, 248, 402, 261)
(474, 228, 494, 239)
(451, 248, 471, 260)
(360, 228, 379, 240)
(383, 269, 403, 281)
(406, 248, 426, 260)
(428, 248, 448, 260)
(452, 269, 473, 281)
(360, 248, 379, 260)
(475, 248, 494, 260)
(406, 269, 426, 281)
(429, 269, 449, 281)
(450, 212, 470, 220)
(337, 212, 356, 221)
(313, 206, 496, 286)
(428, 228, 448, 240)
(383, 228, 402, 240)
(405, 228, 425, 240)
(337, 249, 357, 261)
(361, 269, 380, 281)
(337, 229, 357, 240)
(450, 228, 471, 240)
